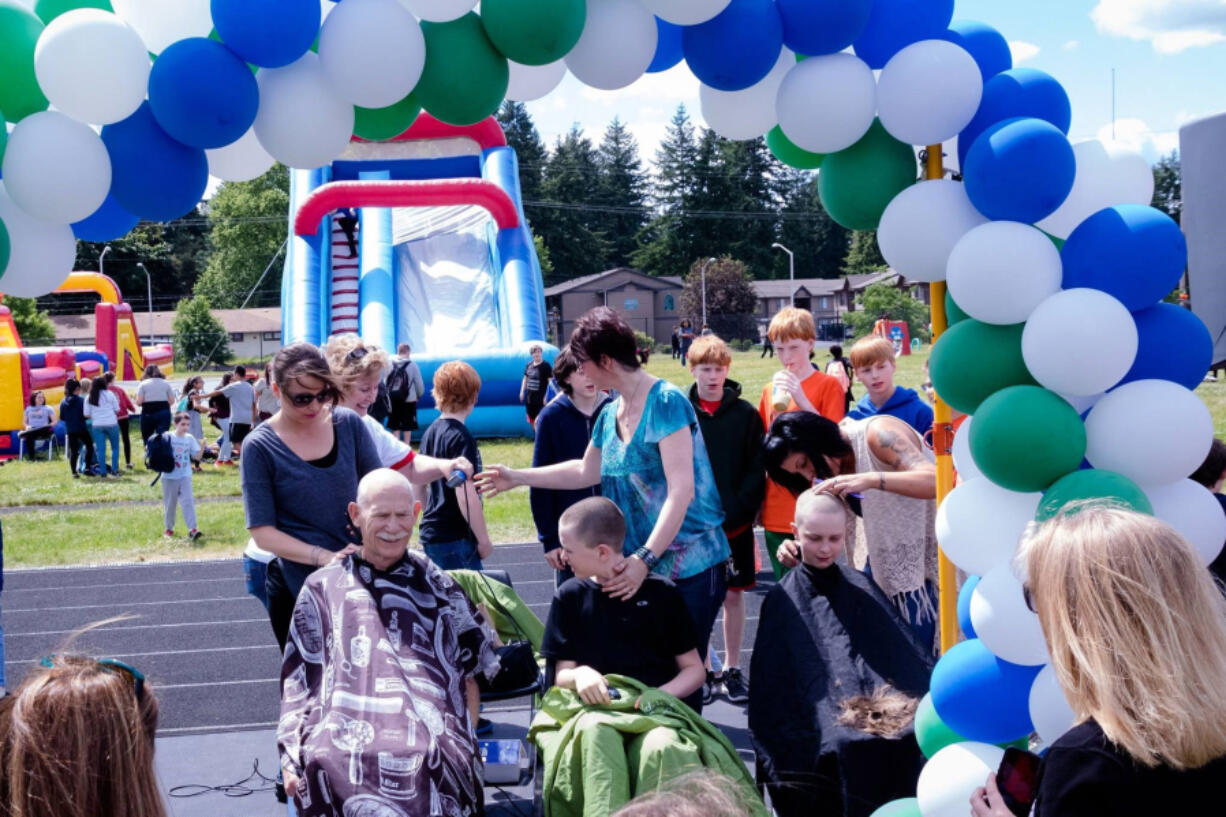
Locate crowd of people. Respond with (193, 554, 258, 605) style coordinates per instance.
(4, 303, 1226, 817)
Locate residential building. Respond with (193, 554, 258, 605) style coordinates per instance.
(49, 307, 284, 362)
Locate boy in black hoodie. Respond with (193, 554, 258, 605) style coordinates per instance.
(687, 335, 766, 704)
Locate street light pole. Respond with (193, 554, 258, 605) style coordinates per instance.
(700, 257, 716, 327)
(99, 245, 111, 281)
(136, 262, 153, 340)
(771, 242, 795, 306)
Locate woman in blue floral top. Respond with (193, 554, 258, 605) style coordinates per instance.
(478, 307, 731, 672)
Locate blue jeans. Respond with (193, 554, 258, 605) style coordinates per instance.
(92, 423, 120, 474)
(0, 597, 6, 690)
(672, 563, 726, 713)
(243, 555, 269, 610)
(423, 539, 483, 571)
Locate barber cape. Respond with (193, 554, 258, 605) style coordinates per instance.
(748, 563, 934, 817)
(278, 552, 500, 817)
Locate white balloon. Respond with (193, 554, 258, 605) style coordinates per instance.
(34, 9, 150, 125)
(207, 127, 276, 183)
(699, 48, 793, 141)
(0, 185, 76, 298)
(254, 53, 356, 171)
(877, 180, 988, 283)
(951, 415, 983, 481)
(319, 0, 425, 109)
(936, 479, 1042, 576)
(947, 222, 1063, 324)
(641, 0, 730, 26)
(1058, 391, 1104, 415)
(565, 0, 657, 91)
(1022, 289, 1138, 396)
(111, 0, 212, 54)
(917, 742, 1005, 817)
(1144, 479, 1226, 565)
(1029, 664, 1076, 747)
(1085, 380, 1214, 487)
(399, 0, 475, 22)
(878, 39, 982, 147)
(506, 59, 568, 102)
(776, 54, 877, 154)
(971, 565, 1050, 666)
(1037, 139, 1156, 239)
(1, 111, 111, 224)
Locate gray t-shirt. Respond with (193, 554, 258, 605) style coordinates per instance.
(222, 380, 256, 425)
(240, 407, 380, 595)
(137, 378, 176, 405)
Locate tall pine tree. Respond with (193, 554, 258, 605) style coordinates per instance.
(536, 126, 610, 282)
(593, 118, 648, 267)
(842, 230, 888, 275)
(496, 101, 547, 201)
(633, 105, 699, 278)
(776, 169, 849, 279)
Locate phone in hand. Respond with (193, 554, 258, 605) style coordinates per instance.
(606, 687, 621, 700)
(997, 747, 1041, 817)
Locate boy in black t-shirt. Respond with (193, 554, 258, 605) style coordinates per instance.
(541, 497, 705, 709)
(519, 344, 553, 426)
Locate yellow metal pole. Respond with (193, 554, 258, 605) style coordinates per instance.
(924, 145, 960, 655)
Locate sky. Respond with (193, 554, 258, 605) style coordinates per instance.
(525, 0, 1226, 165)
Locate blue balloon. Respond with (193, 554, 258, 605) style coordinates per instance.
(646, 17, 683, 73)
(1119, 303, 1212, 391)
(101, 102, 208, 222)
(943, 20, 1011, 82)
(776, 0, 871, 56)
(682, 0, 783, 92)
(72, 195, 139, 242)
(211, 0, 319, 68)
(931, 639, 1041, 744)
(1062, 205, 1188, 312)
(852, 0, 954, 69)
(963, 117, 1075, 224)
(958, 575, 981, 639)
(148, 38, 258, 150)
(958, 68, 1071, 167)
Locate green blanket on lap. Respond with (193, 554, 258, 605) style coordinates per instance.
(447, 568, 545, 653)
(528, 675, 768, 817)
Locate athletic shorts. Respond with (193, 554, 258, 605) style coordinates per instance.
(388, 401, 418, 432)
(725, 526, 758, 590)
(229, 422, 252, 446)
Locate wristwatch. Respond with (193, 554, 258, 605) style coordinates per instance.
(632, 546, 660, 570)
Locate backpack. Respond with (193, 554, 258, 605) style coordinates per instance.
(145, 431, 176, 486)
(826, 359, 851, 393)
(387, 360, 412, 403)
(369, 380, 392, 423)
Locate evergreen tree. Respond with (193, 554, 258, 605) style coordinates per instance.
(1151, 151, 1181, 225)
(775, 169, 848, 279)
(678, 256, 758, 340)
(593, 118, 648, 267)
(842, 230, 888, 275)
(715, 136, 779, 278)
(173, 295, 231, 369)
(194, 163, 289, 308)
(632, 106, 699, 277)
(5, 296, 55, 344)
(536, 126, 610, 281)
(497, 101, 547, 201)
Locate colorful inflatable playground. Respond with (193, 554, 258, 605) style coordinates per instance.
(0, 0, 1219, 815)
(0, 271, 172, 457)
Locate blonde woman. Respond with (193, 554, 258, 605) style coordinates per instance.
(971, 504, 1226, 817)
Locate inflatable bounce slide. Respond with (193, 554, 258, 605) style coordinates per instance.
(0, 272, 172, 457)
(283, 114, 554, 437)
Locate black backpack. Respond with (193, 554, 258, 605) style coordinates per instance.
(145, 432, 176, 485)
(387, 360, 411, 403)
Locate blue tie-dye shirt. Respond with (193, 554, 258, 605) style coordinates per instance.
(591, 379, 729, 580)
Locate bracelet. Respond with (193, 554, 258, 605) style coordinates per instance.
(632, 546, 660, 570)
(878, 471, 886, 491)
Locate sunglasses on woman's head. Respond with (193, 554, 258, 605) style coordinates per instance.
(287, 389, 332, 407)
(346, 347, 368, 362)
(40, 655, 146, 700)
(1023, 583, 1036, 614)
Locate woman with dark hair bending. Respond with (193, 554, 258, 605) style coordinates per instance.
(241, 342, 381, 649)
(765, 410, 939, 650)
(478, 307, 730, 705)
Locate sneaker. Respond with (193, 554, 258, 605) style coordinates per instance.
(73, 473, 80, 479)
(702, 671, 722, 705)
(189, 529, 202, 542)
(164, 529, 174, 538)
(722, 667, 749, 704)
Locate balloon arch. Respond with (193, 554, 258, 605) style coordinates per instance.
(0, 1, 1214, 814)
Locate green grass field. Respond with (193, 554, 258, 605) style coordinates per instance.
(4, 345, 1223, 569)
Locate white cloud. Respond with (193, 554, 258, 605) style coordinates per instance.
(1063, 40, 1080, 50)
(1091, 0, 1226, 53)
(1096, 117, 1179, 162)
(1009, 40, 1041, 63)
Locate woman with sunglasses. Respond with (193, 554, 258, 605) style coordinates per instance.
(240, 343, 381, 651)
(0, 651, 164, 817)
(971, 503, 1226, 817)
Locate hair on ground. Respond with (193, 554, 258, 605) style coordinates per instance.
(610, 769, 758, 817)
(835, 686, 919, 738)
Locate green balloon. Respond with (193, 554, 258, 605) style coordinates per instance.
(971, 385, 1087, 493)
(417, 13, 510, 127)
(929, 320, 1037, 415)
(355, 94, 422, 141)
(481, 0, 584, 66)
(944, 290, 970, 326)
(869, 798, 920, 817)
(34, 0, 111, 24)
(817, 119, 918, 231)
(767, 125, 825, 169)
(0, 112, 7, 164)
(0, 217, 10, 277)
(915, 693, 963, 758)
(1037, 469, 1153, 521)
(1043, 230, 1065, 251)
(0, 2, 49, 122)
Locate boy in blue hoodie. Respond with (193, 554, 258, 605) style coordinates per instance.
(846, 336, 933, 436)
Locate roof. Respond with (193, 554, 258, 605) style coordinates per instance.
(50, 307, 283, 340)
(544, 268, 684, 297)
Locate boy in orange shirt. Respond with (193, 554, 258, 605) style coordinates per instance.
(758, 307, 846, 578)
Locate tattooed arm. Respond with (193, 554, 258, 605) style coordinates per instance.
(865, 417, 937, 499)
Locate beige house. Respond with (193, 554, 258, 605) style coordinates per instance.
(50, 307, 284, 361)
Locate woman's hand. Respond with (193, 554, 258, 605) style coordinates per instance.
(970, 773, 1013, 817)
(474, 465, 518, 497)
(814, 472, 875, 498)
(332, 544, 360, 563)
(544, 549, 567, 571)
(776, 538, 801, 569)
(604, 556, 650, 600)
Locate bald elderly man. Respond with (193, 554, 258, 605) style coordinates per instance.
(278, 468, 501, 817)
